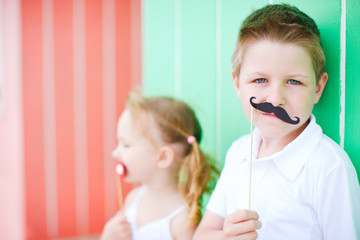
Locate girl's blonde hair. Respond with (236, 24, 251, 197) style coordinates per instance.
(125, 93, 218, 225)
(232, 4, 325, 83)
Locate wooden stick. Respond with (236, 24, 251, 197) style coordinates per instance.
(115, 162, 126, 210)
(116, 174, 123, 210)
(248, 106, 254, 210)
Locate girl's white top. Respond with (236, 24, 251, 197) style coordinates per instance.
(207, 115, 360, 240)
(125, 186, 186, 240)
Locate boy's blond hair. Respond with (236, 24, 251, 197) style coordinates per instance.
(232, 4, 325, 83)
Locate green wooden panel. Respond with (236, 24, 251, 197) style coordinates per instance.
(180, 0, 217, 155)
(273, 0, 341, 143)
(345, 0, 360, 181)
(142, 0, 175, 96)
(219, 0, 268, 164)
(143, 0, 217, 155)
(142, 0, 359, 182)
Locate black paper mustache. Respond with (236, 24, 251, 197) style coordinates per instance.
(249, 97, 300, 125)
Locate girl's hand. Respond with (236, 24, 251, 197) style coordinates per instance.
(100, 211, 132, 240)
(223, 209, 261, 240)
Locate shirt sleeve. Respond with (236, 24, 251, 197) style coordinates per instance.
(206, 139, 244, 218)
(206, 159, 228, 218)
(314, 153, 360, 240)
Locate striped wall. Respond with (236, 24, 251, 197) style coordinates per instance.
(23, 0, 141, 238)
(1, 0, 359, 239)
(0, 0, 140, 239)
(142, 0, 360, 180)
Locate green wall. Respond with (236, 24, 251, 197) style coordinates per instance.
(142, 0, 360, 180)
(345, 0, 360, 182)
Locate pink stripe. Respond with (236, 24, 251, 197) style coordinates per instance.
(22, 0, 47, 238)
(42, 0, 58, 237)
(0, 0, 25, 239)
(131, 0, 142, 87)
(86, 0, 105, 232)
(102, 0, 118, 221)
(53, 0, 77, 236)
(73, 0, 89, 234)
(115, 0, 133, 201)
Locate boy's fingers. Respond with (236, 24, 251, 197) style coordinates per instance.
(225, 219, 261, 236)
(234, 230, 258, 240)
(240, 219, 261, 232)
(228, 209, 259, 223)
(224, 210, 261, 238)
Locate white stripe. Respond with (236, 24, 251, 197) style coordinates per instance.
(2, 0, 25, 238)
(42, 0, 58, 237)
(174, 0, 181, 97)
(216, 0, 222, 162)
(73, 0, 89, 234)
(340, 0, 346, 148)
(0, 0, 3, 116)
(103, 0, 117, 220)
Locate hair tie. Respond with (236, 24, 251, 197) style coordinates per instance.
(187, 136, 196, 144)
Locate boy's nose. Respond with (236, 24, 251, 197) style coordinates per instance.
(267, 84, 286, 107)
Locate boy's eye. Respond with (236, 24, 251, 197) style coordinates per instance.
(288, 79, 300, 85)
(254, 78, 267, 83)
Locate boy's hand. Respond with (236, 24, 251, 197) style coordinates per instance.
(223, 209, 261, 240)
(100, 211, 132, 240)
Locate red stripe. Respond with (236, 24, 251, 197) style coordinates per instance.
(116, 0, 131, 116)
(85, 0, 105, 233)
(53, 0, 76, 237)
(22, 0, 47, 239)
(116, 0, 133, 197)
(131, 0, 142, 87)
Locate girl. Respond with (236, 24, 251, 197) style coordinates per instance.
(101, 93, 218, 240)
(194, 3, 360, 240)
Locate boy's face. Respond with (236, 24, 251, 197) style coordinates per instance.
(233, 40, 327, 141)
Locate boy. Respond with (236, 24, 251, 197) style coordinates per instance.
(194, 4, 360, 240)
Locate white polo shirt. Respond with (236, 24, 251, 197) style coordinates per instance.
(207, 115, 360, 240)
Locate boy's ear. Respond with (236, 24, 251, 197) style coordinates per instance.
(157, 146, 175, 169)
(314, 72, 328, 104)
(232, 71, 242, 99)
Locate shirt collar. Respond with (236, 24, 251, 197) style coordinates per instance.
(242, 114, 323, 181)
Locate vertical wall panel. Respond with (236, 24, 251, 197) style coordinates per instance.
(85, 0, 105, 233)
(345, 0, 360, 180)
(142, 0, 359, 181)
(42, 0, 58, 237)
(53, 0, 76, 236)
(73, 0, 89, 234)
(131, 0, 142, 87)
(103, 0, 117, 222)
(22, 0, 48, 239)
(114, 0, 134, 214)
(0, 0, 25, 239)
(115, 0, 132, 110)
(180, 0, 216, 154)
(20, 0, 139, 239)
(143, 0, 175, 96)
